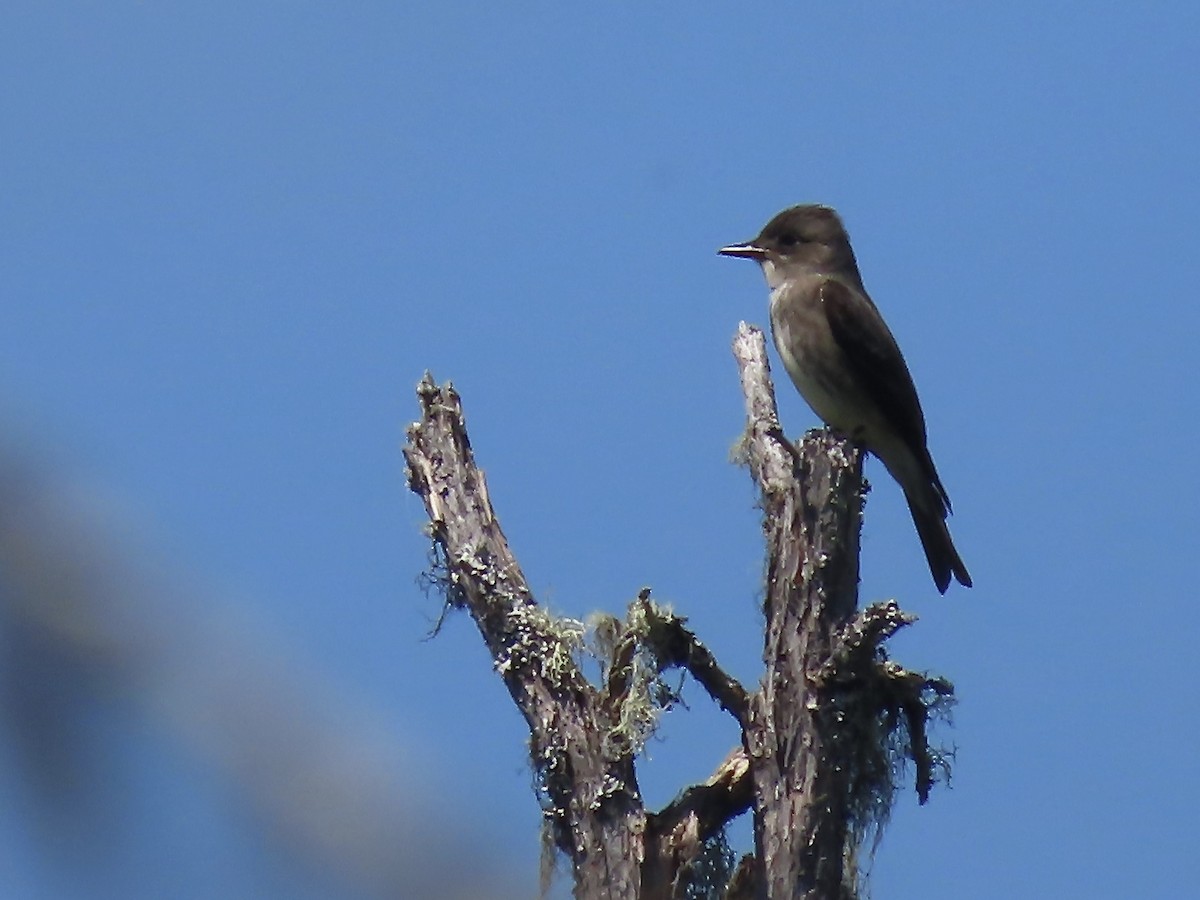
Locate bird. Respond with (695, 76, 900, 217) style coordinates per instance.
(719, 204, 971, 593)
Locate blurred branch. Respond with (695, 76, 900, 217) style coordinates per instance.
(0, 443, 521, 900)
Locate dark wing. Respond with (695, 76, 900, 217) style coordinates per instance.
(820, 278, 951, 510)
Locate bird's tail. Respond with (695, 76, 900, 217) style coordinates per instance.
(906, 494, 972, 594)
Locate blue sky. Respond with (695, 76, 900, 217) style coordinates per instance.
(3, 4, 1199, 897)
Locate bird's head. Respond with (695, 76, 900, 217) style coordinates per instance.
(719, 205, 861, 288)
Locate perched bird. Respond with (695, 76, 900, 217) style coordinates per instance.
(719, 205, 971, 593)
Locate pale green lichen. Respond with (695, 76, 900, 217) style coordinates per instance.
(495, 603, 585, 686)
(595, 597, 682, 758)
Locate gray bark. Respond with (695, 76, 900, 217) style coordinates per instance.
(734, 323, 863, 899)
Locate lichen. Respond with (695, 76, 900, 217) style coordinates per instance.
(495, 603, 585, 686)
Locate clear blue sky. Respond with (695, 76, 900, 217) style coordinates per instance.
(3, 4, 1198, 898)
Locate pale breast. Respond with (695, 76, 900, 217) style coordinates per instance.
(768, 278, 884, 441)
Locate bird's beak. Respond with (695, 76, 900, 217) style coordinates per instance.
(717, 242, 766, 260)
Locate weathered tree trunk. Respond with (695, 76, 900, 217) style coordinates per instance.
(734, 324, 864, 899)
(744, 433, 863, 899)
(402, 324, 952, 899)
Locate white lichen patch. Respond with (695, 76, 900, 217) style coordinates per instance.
(495, 603, 585, 685)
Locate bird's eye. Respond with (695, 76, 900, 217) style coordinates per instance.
(777, 233, 800, 248)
